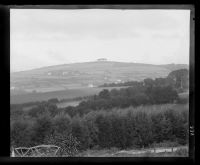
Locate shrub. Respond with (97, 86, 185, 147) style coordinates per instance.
(44, 133, 80, 157)
(174, 148, 188, 156)
(11, 119, 35, 147)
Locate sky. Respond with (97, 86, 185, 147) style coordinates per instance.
(10, 9, 190, 72)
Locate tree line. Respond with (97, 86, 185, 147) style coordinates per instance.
(100, 69, 189, 92)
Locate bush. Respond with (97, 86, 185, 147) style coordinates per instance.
(31, 114, 53, 146)
(174, 148, 188, 156)
(150, 141, 179, 148)
(44, 133, 80, 156)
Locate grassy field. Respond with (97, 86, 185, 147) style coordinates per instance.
(10, 86, 129, 104)
(56, 100, 81, 108)
(178, 91, 189, 99)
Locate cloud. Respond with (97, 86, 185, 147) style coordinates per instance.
(10, 9, 190, 71)
(11, 9, 189, 40)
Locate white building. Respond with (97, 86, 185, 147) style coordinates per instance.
(88, 84, 94, 88)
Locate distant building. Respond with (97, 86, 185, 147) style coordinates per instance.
(62, 72, 68, 75)
(114, 79, 122, 84)
(97, 58, 107, 61)
(88, 84, 94, 88)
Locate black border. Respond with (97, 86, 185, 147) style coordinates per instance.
(0, 4, 10, 158)
(0, 2, 196, 164)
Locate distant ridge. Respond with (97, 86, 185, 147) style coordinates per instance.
(12, 61, 188, 74)
(11, 61, 188, 95)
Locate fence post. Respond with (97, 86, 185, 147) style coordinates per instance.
(11, 148, 15, 157)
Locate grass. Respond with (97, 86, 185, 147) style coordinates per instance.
(10, 86, 131, 104)
(12, 147, 188, 157)
(56, 101, 81, 108)
(178, 91, 189, 99)
(77, 147, 188, 157)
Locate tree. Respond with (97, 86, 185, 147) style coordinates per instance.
(167, 69, 189, 91)
(31, 114, 53, 145)
(106, 113, 129, 149)
(144, 78, 154, 88)
(133, 111, 153, 148)
(151, 113, 165, 143)
(28, 103, 58, 118)
(48, 98, 59, 104)
(98, 89, 110, 99)
(52, 113, 72, 135)
(110, 89, 119, 97)
(146, 86, 178, 104)
(82, 112, 99, 148)
(11, 119, 35, 147)
(154, 78, 168, 87)
(71, 116, 90, 150)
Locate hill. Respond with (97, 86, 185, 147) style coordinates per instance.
(10, 61, 188, 95)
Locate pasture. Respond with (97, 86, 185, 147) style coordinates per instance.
(56, 100, 81, 108)
(10, 86, 129, 104)
(178, 91, 189, 99)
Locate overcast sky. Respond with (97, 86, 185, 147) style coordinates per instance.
(10, 9, 190, 72)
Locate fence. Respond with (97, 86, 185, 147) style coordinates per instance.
(11, 145, 60, 157)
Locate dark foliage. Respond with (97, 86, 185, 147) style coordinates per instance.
(11, 105, 188, 150)
(100, 69, 189, 93)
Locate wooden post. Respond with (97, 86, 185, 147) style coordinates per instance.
(11, 149, 15, 157)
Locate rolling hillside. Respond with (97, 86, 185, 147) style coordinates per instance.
(11, 61, 188, 95)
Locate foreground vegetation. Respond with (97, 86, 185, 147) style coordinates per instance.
(10, 69, 189, 156)
(78, 146, 188, 157)
(11, 103, 188, 155)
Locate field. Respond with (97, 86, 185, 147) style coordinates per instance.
(56, 100, 81, 108)
(10, 86, 129, 104)
(178, 91, 189, 99)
